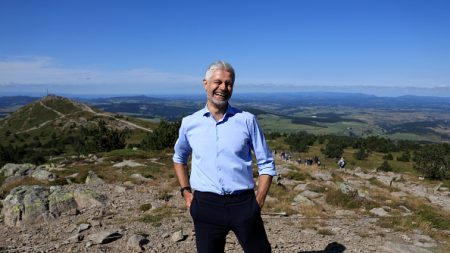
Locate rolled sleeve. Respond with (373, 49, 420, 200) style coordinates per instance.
(249, 115, 276, 176)
(173, 120, 191, 164)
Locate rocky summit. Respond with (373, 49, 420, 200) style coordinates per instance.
(0, 151, 449, 253)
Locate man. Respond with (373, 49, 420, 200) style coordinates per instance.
(173, 60, 275, 253)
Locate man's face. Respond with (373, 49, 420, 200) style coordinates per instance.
(203, 69, 233, 108)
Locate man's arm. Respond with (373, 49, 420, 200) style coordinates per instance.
(174, 162, 193, 208)
(256, 174, 272, 208)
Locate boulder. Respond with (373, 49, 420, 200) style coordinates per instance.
(1, 163, 35, 177)
(74, 188, 107, 209)
(369, 207, 391, 217)
(113, 160, 145, 168)
(48, 186, 77, 216)
(292, 194, 315, 206)
(300, 190, 322, 199)
(311, 171, 332, 181)
(85, 170, 104, 185)
(2, 185, 50, 227)
(127, 234, 149, 252)
(171, 230, 185, 242)
(87, 230, 122, 244)
(31, 169, 56, 182)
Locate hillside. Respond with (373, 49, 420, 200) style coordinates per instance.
(0, 96, 156, 164)
(0, 150, 449, 252)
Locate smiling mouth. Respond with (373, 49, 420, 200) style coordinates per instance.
(214, 92, 228, 99)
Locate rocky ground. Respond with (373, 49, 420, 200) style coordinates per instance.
(0, 155, 449, 253)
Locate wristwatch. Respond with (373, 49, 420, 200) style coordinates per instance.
(180, 186, 192, 197)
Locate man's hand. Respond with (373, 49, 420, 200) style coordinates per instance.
(184, 191, 193, 208)
(256, 174, 273, 209)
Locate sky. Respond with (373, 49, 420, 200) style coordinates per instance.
(1, 0, 450, 97)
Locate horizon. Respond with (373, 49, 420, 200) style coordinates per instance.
(1, 0, 450, 96)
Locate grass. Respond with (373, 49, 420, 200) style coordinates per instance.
(325, 188, 378, 210)
(139, 205, 174, 227)
(265, 183, 297, 215)
(139, 203, 152, 212)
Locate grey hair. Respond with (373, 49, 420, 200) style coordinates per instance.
(204, 60, 235, 83)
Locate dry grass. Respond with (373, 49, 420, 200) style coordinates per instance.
(265, 184, 297, 215)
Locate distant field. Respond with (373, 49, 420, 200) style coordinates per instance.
(1, 93, 449, 143)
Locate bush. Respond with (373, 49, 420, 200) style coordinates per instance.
(141, 120, 181, 150)
(383, 153, 394, 160)
(378, 160, 392, 172)
(321, 142, 343, 159)
(413, 143, 449, 179)
(354, 148, 369, 160)
(397, 151, 411, 162)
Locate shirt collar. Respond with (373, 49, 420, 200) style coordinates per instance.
(202, 103, 237, 117)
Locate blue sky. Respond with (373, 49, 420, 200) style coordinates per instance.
(1, 0, 450, 96)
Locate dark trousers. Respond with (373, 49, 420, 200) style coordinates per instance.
(190, 190, 271, 253)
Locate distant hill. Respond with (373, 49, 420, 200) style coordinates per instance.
(0, 95, 152, 134)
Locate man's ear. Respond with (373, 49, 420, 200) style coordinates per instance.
(203, 79, 208, 90)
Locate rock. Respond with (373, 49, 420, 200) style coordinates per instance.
(292, 194, 315, 206)
(87, 230, 122, 244)
(127, 234, 149, 252)
(311, 171, 332, 181)
(433, 183, 443, 193)
(130, 173, 152, 182)
(114, 185, 127, 194)
(85, 170, 104, 185)
(293, 183, 307, 192)
(78, 223, 91, 233)
(1, 163, 35, 177)
(48, 186, 77, 216)
(113, 160, 145, 168)
(380, 241, 433, 253)
(369, 207, 391, 217)
(2, 185, 50, 227)
(171, 230, 185, 242)
(73, 188, 107, 209)
(412, 234, 437, 248)
(391, 191, 408, 199)
(31, 169, 56, 181)
(300, 190, 321, 199)
(338, 182, 358, 195)
(67, 233, 84, 242)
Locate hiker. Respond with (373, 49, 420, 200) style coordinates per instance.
(338, 157, 346, 169)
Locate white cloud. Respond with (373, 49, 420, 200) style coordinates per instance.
(0, 56, 198, 86)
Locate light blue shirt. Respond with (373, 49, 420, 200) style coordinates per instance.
(173, 104, 276, 195)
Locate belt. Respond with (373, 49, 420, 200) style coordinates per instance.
(194, 189, 254, 199)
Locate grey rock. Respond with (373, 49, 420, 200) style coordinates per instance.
(31, 169, 56, 182)
(113, 160, 145, 168)
(369, 207, 391, 217)
(78, 223, 91, 233)
(380, 241, 433, 253)
(87, 230, 122, 244)
(311, 171, 332, 181)
(127, 234, 148, 252)
(171, 230, 185, 242)
(2, 185, 50, 227)
(300, 190, 322, 199)
(114, 185, 127, 194)
(1, 163, 35, 177)
(292, 194, 315, 206)
(48, 186, 77, 216)
(338, 182, 358, 195)
(73, 188, 107, 209)
(85, 170, 104, 185)
(67, 233, 84, 242)
(130, 173, 152, 182)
